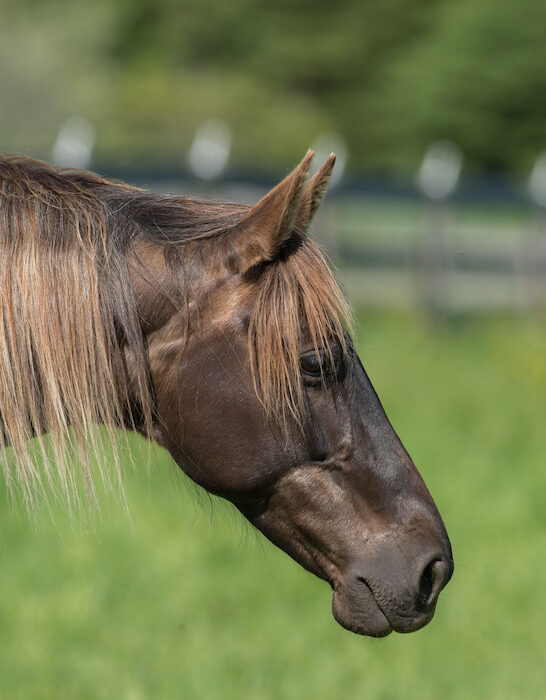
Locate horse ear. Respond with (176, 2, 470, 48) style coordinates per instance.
(227, 150, 314, 274)
(295, 153, 336, 232)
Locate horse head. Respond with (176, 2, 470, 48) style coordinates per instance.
(129, 152, 453, 637)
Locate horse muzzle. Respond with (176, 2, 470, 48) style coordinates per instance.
(331, 550, 454, 637)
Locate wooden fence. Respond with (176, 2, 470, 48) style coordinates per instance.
(127, 175, 546, 315)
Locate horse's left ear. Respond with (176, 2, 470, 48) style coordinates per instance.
(295, 153, 336, 232)
(227, 150, 314, 274)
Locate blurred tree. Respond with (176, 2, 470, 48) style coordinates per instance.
(374, 0, 546, 173)
(0, 0, 544, 175)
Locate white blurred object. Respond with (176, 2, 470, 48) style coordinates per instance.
(311, 133, 347, 188)
(529, 150, 546, 207)
(51, 117, 95, 168)
(418, 140, 463, 200)
(188, 119, 232, 181)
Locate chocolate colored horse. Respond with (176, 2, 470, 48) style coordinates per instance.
(0, 152, 452, 637)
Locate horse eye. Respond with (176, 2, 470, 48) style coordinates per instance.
(300, 352, 323, 376)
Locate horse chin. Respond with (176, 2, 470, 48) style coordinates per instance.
(331, 586, 392, 638)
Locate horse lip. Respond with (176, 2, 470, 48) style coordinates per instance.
(298, 545, 436, 636)
(354, 575, 437, 634)
(331, 578, 392, 637)
(356, 576, 387, 613)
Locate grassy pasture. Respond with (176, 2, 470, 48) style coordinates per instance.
(1, 313, 544, 699)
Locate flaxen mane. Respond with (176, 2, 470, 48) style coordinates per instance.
(0, 155, 349, 508)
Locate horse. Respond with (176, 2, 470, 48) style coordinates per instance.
(0, 151, 452, 637)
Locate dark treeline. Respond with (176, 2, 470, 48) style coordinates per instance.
(1, 0, 545, 175)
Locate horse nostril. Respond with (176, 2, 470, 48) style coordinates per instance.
(416, 557, 452, 612)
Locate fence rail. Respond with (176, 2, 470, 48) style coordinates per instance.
(123, 174, 546, 315)
(311, 199, 546, 315)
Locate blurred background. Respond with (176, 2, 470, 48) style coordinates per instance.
(1, 0, 545, 698)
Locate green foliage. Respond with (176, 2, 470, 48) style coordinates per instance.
(1, 314, 545, 699)
(376, 0, 546, 172)
(0, 0, 544, 173)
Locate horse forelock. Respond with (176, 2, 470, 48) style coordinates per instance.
(246, 232, 352, 429)
(0, 155, 350, 508)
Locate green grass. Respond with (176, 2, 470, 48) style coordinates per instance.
(1, 314, 545, 699)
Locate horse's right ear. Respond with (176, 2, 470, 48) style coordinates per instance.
(226, 150, 314, 274)
(295, 153, 336, 232)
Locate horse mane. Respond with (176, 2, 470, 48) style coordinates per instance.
(0, 155, 350, 508)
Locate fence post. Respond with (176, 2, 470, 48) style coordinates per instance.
(416, 141, 463, 321)
(310, 133, 347, 264)
(528, 151, 546, 311)
(51, 117, 95, 168)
